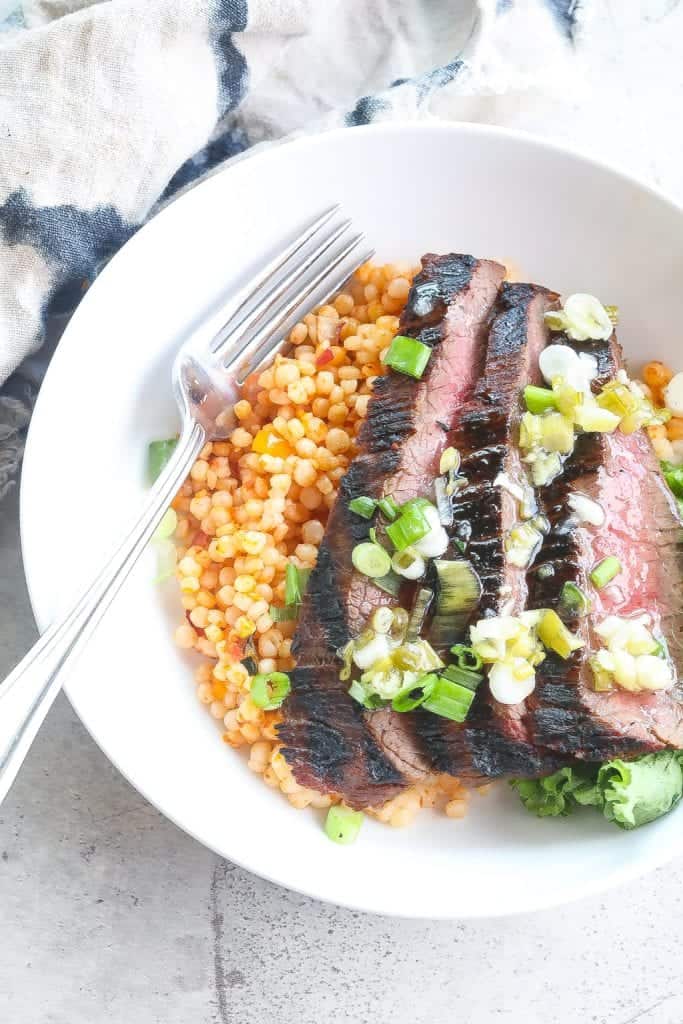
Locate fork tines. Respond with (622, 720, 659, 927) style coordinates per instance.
(208, 205, 373, 384)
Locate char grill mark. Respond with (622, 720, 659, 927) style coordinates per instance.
(358, 254, 480, 457)
(280, 254, 505, 806)
(279, 673, 405, 807)
(300, 450, 398, 658)
(405, 282, 565, 780)
(526, 333, 683, 759)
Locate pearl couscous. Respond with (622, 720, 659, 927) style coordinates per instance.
(170, 263, 471, 826)
(642, 360, 683, 463)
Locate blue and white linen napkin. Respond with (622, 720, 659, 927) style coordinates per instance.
(0, 0, 584, 498)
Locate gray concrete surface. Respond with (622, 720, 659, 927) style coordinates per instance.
(4, 463, 683, 1024)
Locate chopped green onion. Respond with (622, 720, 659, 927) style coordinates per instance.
(529, 450, 563, 488)
(596, 383, 638, 420)
(384, 335, 432, 379)
(338, 640, 355, 682)
(325, 805, 364, 845)
(429, 561, 482, 648)
(386, 507, 430, 551)
(153, 507, 178, 541)
(439, 447, 460, 475)
(544, 310, 569, 333)
(392, 673, 438, 712)
(440, 662, 484, 690)
(351, 542, 392, 578)
(540, 413, 575, 454)
(391, 547, 426, 580)
(434, 560, 482, 615)
(574, 404, 620, 433)
(399, 497, 433, 516)
(269, 604, 299, 622)
(590, 657, 614, 692)
(374, 571, 402, 597)
(348, 680, 365, 704)
(450, 644, 483, 672)
(349, 496, 377, 519)
(285, 563, 311, 605)
(348, 680, 386, 709)
(370, 606, 395, 634)
(423, 675, 477, 722)
(446, 471, 467, 497)
(560, 581, 592, 616)
(390, 608, 410, 640)
(250, 671, 291, 710)
(154, 538, 177, 583)
(434, 477, 453, 526)
(406, 587, 433, 642)
(590, 556, 622, 589)
(505, 521, 544, 569)
(524, 385, 558, 415)
(148, 438, 178, 484)
(377, 495, 399, 521)
(358, 665, 402, 695)
(532, 514, 550, 535)
(285, 562, 299, 604)
(545, 294, 613, 342)
(391, 638, 443, 673)
(368, 527, 378, 545)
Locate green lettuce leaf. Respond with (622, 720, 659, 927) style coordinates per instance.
(513, 751, 683, 830)
(660, 461, 683, 499)
(568, 774, 603, 808)
(660, 461, 683, 518)
(599, 752, 683, 830)
(511, 765, 600, 818)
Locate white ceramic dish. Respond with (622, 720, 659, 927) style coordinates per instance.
(20, 123, 683, 919)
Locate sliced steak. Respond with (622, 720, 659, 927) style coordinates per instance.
(402, 282, 567, 779)
(278, 253, 505, 807)
(526, 333, 683, 758)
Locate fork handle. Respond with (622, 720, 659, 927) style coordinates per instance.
(0, 421, 206, 806)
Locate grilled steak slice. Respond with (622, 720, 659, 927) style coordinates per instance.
(526, 333, 683, 759)
(279, 253, 505, 807)
(277, 672, 406, 804)
(402, 282, 567, 779)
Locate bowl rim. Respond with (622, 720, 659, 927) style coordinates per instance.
(19, 119, 683, 919)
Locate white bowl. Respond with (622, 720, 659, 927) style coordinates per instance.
(20, 123, 683, 919)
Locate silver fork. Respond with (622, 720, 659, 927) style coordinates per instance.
(0, 206, 371, 806)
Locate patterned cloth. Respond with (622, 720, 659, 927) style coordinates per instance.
(0, 0, 583, 497)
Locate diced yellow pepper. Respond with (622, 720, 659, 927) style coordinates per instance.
(538, 609, 584, 660)
(251, 427, 292, 458)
